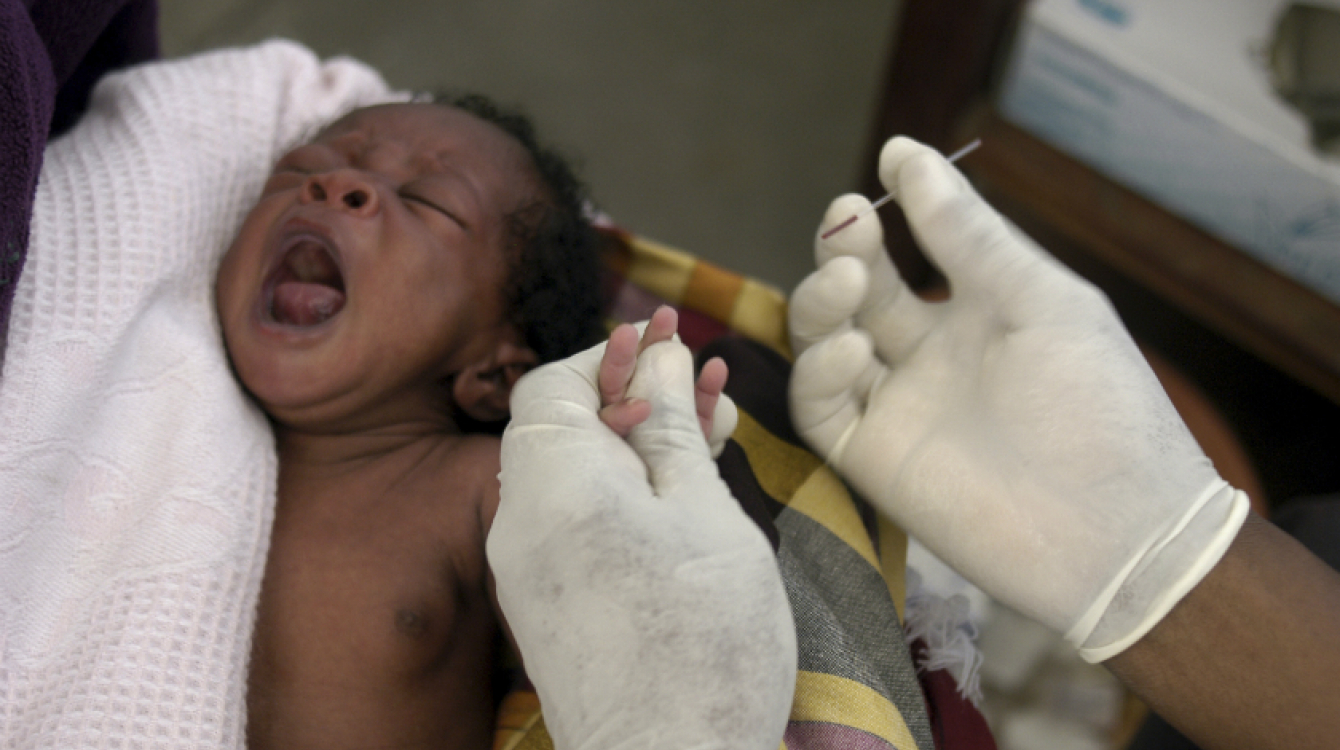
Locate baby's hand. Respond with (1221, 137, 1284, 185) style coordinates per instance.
(598, 306, 728, 441)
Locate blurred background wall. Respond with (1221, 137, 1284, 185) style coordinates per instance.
(158, 0, 903, 292)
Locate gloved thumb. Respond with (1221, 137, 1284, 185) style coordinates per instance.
(626, 341, 722, 498)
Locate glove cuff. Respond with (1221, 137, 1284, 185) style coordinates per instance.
(1067, 480, 1250, 662)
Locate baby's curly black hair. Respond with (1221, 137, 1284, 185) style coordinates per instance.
(431, 92, 605, 365)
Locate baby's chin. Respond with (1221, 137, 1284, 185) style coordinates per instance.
(234, 357, 459, 438)
(241, 382, 357, 437)
(218, 329, 343, 421)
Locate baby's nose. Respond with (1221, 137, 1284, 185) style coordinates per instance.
(302, 170, 379, 215)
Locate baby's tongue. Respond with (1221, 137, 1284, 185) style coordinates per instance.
(271, 280, 345, 326)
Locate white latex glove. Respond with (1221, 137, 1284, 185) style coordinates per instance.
(788, 136, 1249, 662)
(488, 336, 796, 750)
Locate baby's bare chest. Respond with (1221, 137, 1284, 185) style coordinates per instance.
(252, 477, 495, 688)
(244, 443, 503, 749)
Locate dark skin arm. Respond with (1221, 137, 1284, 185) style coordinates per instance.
(1105, 512, 1340, 750)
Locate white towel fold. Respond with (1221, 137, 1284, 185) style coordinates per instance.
(1, 40, 393, 749)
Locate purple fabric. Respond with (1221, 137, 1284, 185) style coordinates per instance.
(783, 722, 898, 750)
(0, 0, 158, 354)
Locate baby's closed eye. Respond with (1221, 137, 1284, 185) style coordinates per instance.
(401, 192, 465, 228)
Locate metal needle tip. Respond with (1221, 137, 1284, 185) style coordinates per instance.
(820, 138, 982, 241)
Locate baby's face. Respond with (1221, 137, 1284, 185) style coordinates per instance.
(215, 103, 536, 428)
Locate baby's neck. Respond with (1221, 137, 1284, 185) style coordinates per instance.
(272, 418, 465, 489)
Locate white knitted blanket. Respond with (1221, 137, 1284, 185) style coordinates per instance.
(0, 41, 393, 748)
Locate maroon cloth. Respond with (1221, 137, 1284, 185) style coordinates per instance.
(0, 0, 158, 353)
(910, 639, 998, 750)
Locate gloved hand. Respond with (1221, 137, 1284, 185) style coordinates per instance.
(788, 136, 1249, 662)
(487, 333, 796, 750)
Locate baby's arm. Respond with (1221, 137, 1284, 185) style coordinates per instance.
(597, 306, 728, 440)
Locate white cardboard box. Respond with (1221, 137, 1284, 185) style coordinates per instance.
(998, 0, 1340, 304)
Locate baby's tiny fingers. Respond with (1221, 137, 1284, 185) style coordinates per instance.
(599, 323, 641, 406)
(638, 306, 679, 355)
(695, 357, 728, 439)
(598, 398, 652, 438)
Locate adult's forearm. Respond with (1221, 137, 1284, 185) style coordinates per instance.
(1106, 512, 1340, 750)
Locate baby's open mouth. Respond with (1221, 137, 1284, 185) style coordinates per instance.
(268, 238, 346, 327)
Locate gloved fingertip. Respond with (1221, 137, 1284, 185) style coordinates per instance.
(877, 136, 930, 199)
(821, 193, 870, 227)
(816, 194, 882, 265)
(708, 393, 738, 459)
(832, 327, 875, 363)
(787, 257, 868, 348)
(821, 254, 869, 291)
(791, 329, 874, 400)
(878, 136, 971, 207)
(793, 253, 866, 305)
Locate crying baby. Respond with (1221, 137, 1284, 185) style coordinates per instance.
(213, 96, 606, 750)
(213, 95, 729, 750)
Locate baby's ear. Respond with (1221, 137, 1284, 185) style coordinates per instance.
(452, 340, 539, 423)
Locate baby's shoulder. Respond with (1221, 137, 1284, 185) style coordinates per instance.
(396, 434, 503, 561)
(439, 434, 505, 529)
(442, 433, 503, 472)
(410, 433, 503, 504)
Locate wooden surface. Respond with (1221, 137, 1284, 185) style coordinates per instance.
(967, 113, 1340, 405)
(865, 0, 1340, 407)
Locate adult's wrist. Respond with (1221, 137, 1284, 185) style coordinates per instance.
(1073, 481, 1249, 662)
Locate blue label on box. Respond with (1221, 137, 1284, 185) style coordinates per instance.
(1078, 0, 1131, 27)
(1000, 19, 1340, 305)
